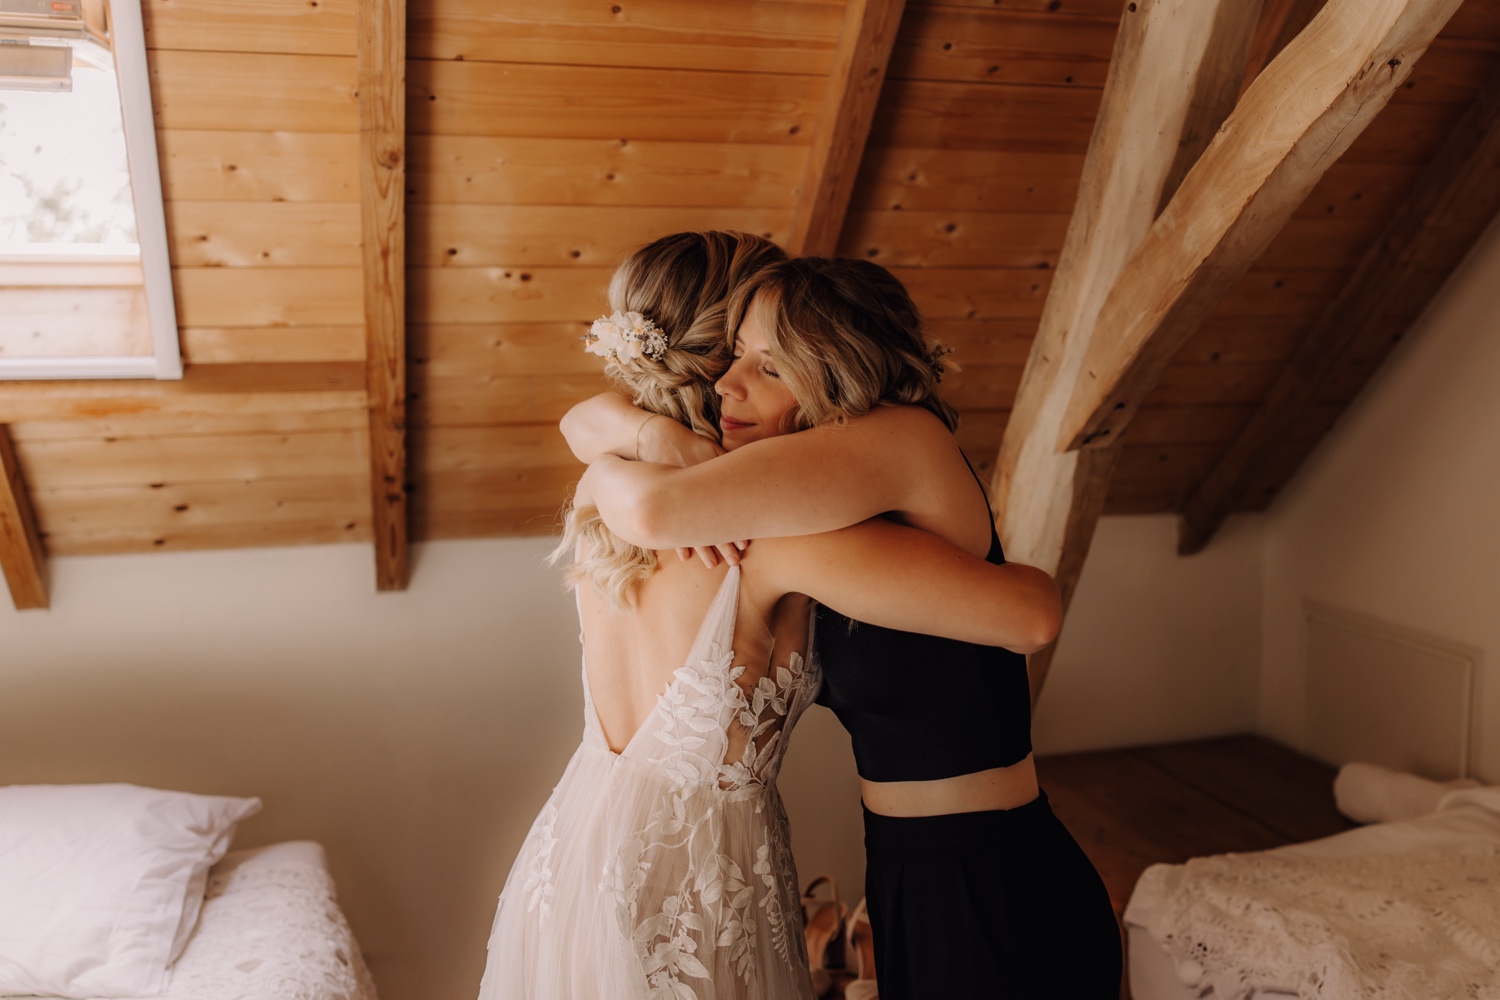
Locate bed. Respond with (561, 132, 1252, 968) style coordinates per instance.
(0, 783, 377, 1000)
(9, 840, 377, 1000)
(1123, 785, 1500, 999)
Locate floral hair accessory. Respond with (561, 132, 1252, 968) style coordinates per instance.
(925, 340, 958, 382)
(583, 311, 668, 365)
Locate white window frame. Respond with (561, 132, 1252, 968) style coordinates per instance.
(0, 0, 181, 381)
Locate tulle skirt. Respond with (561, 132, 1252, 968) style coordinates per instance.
(478, 740, 817, 1000)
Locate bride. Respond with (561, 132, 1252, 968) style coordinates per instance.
(477, 231, 1061, 1000)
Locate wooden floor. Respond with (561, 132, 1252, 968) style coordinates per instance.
(1039, 733, 1355, 999)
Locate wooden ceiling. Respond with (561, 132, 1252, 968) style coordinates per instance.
(1, 0, 1498, 607)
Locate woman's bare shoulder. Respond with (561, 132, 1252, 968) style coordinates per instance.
(793, 404, 957, 455)
(848, 403, 953, 434)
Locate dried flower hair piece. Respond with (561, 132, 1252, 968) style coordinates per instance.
(925, 340, 958, 382)
(582, 311, 668, 365)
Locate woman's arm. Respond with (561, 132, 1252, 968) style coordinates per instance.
(560, 392, 723, 468)
(747, 520, 1061, 654)
(579, 405, 962, 550)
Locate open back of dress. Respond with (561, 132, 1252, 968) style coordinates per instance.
(479, 565, 821, 1000)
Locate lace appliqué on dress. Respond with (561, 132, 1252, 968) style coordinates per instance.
(613, 640, 815, 1000)
(522, 802, 560, 922)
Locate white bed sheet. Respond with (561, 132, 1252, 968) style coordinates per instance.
(1126, 798, 1500, 1000)
(9, 841, 378, 1000)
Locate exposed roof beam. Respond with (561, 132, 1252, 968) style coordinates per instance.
(788, 0, 906, 256)
(1158, 2, 1267, 214)
(991, 0, 1263, 703)
(358, 0, 409, 591)
(1238, 0, 1327, 98)
(0, 425, 48, 611)
(1057, 0, 1466, 457)
(1178, 63, 1500, 554)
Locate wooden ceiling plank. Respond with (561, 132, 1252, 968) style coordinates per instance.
(408, 61, 822, 144)
(181, 326, 366, 365)
(359, 0, 409, 592)
(407, 136, 804, 210)
(34, 477, 366, 538)
(158, 130, 360, 204)
(150, 51, 359, 133)
(175, 267, 364, 327)
(168, 202, 362, 269)
(0, 362, 365, 424)
(143, 0, 358, 57)
(790, 0, 908, 256)
(1178, 63, 1500, 553)
(410, 204, 793, 268)
(0, 426, 48, 610)
(1058, 0, 1467, 456)
(991, 0, 1265, 703)
(890, 5, 1118, 89)
(409, 0, 844, 76)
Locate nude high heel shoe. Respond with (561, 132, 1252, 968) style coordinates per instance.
(800, 875, 847, 997)
(843, 896, 878, 1000)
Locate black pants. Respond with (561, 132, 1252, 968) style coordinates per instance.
(862, 790, 1121, 999)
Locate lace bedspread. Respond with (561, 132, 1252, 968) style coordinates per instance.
(159, 841, 378, 1000)
(15, 842, 379, 1000)
(1126, 791, 1500, 999)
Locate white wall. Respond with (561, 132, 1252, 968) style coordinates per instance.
(1259, 217, 1500, 783)
(0, 521, 1268, 1000)
(0, 538, 871, 1000)
(0, 540, 582, 1000)
(1034, 512, 1264, 755)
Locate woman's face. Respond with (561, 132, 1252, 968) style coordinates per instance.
(715, 291, 798, 451)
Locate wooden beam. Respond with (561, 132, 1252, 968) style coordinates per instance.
(1058, 0, 1465, 457)
(788, 0, 907, 256)
(991, 0, 1264, 703)
(1178, 63, 1500, 554)
(1157, 1, 1268, 214)
(1238, 0, 1326, 99)
(358, 0, 409, 592)
(0, 426, 48, 610)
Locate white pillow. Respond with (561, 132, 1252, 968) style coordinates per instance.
(0, 784, 261, 998)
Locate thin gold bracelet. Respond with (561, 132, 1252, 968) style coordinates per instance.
(634, 413, 660, 461)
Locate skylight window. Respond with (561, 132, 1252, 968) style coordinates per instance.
(0, 0, 180, 380)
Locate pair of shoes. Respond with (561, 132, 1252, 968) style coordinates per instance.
(801, 875, 847, 997)
(844, 896, 877, 999)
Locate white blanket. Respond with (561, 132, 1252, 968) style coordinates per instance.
(1125, 789, 1500, 1000)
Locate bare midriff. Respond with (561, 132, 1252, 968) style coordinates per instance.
(859, 752, 1039, 818)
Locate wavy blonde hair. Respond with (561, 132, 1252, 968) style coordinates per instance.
(553, 231, 788, 605)
(726, 256, 959, 432)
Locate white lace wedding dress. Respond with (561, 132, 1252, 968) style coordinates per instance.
(479, 566, 821, 1000)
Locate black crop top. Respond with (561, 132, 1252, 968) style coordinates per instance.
(813, 509, 1033, 783)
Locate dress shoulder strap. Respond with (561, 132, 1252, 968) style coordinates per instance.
(683, 564, 740, 666)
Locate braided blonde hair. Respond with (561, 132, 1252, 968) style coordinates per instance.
(552, 231, 788, 606)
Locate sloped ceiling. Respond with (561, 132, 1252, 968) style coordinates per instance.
(0, 0, 1496, 573)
